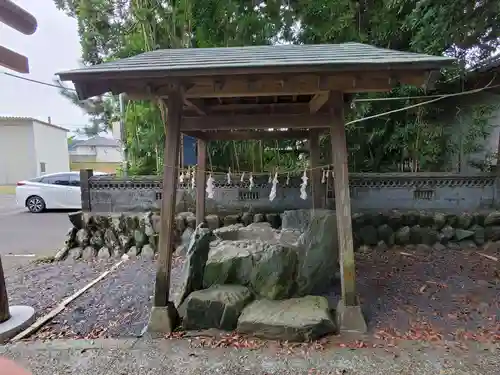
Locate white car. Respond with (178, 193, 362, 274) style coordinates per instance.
(16, 171, 107, 213)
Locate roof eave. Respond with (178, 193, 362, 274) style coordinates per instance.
(61, 59, 455, 100)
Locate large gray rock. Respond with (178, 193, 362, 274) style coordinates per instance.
(237, 296, 336, 342)
(213, 224, 244, 241)
(181, 285, 253, 331)
(203, 240, 297, 300)
(177, 228, 213, 307)
(295, 210, 339, 295)
(250, 245, 297, 300)
(282, 209, 323, 231)
(176, 227, 194, 255)
(203, 241, 268, 287)
(278, 229, 301, 247)
(237, 222, 277, 241)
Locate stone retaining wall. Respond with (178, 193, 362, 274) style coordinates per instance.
(54, 209, 500, 261)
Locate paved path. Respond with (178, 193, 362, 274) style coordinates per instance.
(0, 195, 70, 269)
(1, 337, 498, 375)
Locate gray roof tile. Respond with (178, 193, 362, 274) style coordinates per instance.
(59, 42, 454, 77)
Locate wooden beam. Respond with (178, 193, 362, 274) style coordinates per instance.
(154, 92, 182, 311)
(328, 91, 357, 307)
(0, 45, 29, 73)
(183, 129, 317, 141)
(181, 113, 331, 131)
(309, 92, 330, 113)
(196, 139, 207, 226)
(309, 129, 323, 208)
(0, 0, 37, 35)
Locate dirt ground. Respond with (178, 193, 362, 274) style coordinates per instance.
(6, 244, 500, 350)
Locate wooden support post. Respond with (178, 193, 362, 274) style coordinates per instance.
(328, 91, 366, 333)
(328, 92, 356, 307)
(0, 256, 10, 323)
(196, 139, 207, 226)
(79, 169, 93, 212)
(309, 129, 323, 209)
(151, 91, 183, 329)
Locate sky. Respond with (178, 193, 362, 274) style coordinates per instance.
(0, 0, 89, 133)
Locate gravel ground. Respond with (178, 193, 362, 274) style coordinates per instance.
(6, 245, 500, 346)
(5, 260, 116, 315)
(29, 257, 184, 340)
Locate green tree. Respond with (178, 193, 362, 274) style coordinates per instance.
(54, 78, 117, 136)
(54, 0, 500, 173)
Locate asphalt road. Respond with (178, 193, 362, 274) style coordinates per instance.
(0, 194, 71, 269)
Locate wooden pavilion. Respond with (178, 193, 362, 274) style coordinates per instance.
(58, 43, 453, 333)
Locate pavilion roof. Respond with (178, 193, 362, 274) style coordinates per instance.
(58, 43, 454, 100)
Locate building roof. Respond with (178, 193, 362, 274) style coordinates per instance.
(59, 42, 454, 79)
(70, 136, 119, 148)
(0, 116, 69, 132)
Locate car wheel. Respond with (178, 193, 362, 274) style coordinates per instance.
(26, 196, 45, 213)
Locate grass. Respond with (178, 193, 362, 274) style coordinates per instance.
(0, 185, 15, 195)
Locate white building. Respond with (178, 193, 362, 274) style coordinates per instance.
(0, 116, 70, 185)
(68, 136, 122, 173)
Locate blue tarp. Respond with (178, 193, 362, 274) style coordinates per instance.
(183, 135, 197, 166)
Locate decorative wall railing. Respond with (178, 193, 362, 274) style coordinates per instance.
(84, 172, 498, 214)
